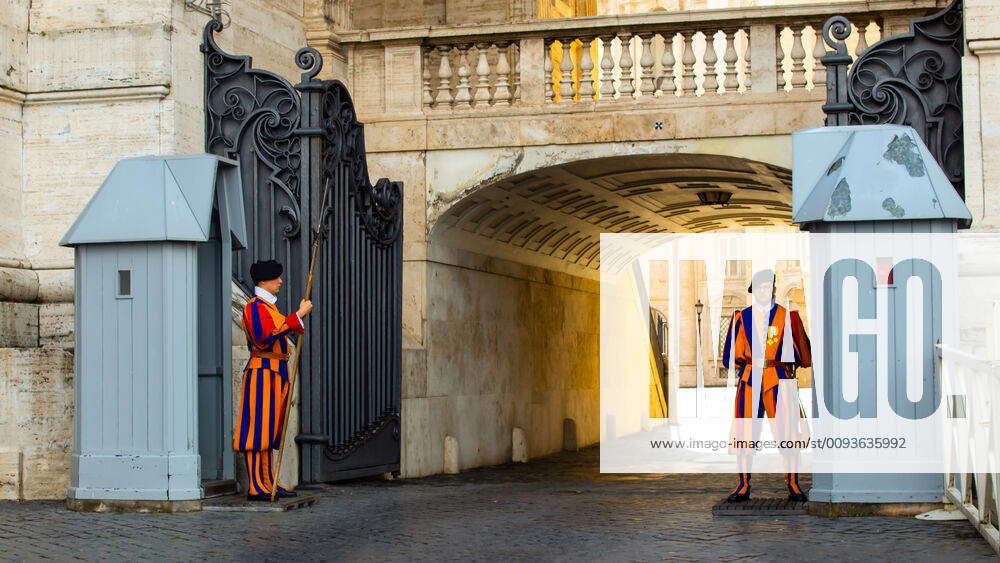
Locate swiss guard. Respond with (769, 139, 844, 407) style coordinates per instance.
(235, 259, 313, 501)
(721, 269, 811, 502)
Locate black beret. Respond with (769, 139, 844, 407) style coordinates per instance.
(250, 260, 283, 284)
(748, 269, 775, 293)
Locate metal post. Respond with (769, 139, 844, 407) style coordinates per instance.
(695, 299, 704, 413)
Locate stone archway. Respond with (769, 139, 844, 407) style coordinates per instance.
(405, 151, 796, 477)
(430, 152, 794, 279)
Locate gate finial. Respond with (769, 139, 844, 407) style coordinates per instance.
(296, 47, 323, 82)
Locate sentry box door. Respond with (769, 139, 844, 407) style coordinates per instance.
(197, 210, 227, 481)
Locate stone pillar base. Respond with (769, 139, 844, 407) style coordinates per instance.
(66, 498, 202, 513)
(808, 501, 945, 517)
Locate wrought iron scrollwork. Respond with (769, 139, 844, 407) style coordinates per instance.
(320, 81, 404, 246)
(324, 411, 400, 462)
(317, 79, 403, 468)
(204, 21, 403, 481)
(202, 20, 305, 293)
(822, 0, 964, 197)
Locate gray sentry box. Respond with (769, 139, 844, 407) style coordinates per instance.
(793, 124, 971, 504)
(60, 155, 247, 504)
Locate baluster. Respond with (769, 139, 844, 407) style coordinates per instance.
(722, 28, 739, 93)
(435, 45, 453, 108)
(558, 38, 576, 102)
(511, 43, 521, 102)
(680, 31, 697, 95)
(454, 44, 473, 108)
(473, 43, 492, 106)
(494, 41, 512, 106)
(703, 30, 720, 94)
(811, 24, 827, 89)
(743, 31, 751, 92)
(422, 48, 433, 107)
(599, 35, 616, 100)
(659, 31, 677, 96)
(579, 36, 596, 100)
(776, 26, 786, 90)
(638, 33, 656, 97)
(618, 32, 635, 98)
(854, 20, 870, 56)
(790, 25, 807, 89)
(544, 40, 554, 102)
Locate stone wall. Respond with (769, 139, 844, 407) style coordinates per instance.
(0, 0, 307, 500)
(401, 245, 600, 477)
(0, 348, 74, 500)
(964, 0, 1000, 231)
(0, 0, 28, 268)
(351, 0, 533, 29)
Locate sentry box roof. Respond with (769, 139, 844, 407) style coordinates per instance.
(60, 155, 247, 248)
(792, 125, 971, 227)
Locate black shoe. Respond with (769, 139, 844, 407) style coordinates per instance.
(787, 492, 808, 503)
(246, 494, 271, 502)
(275, 490, 298, 498)
(727, 491, 750, 503)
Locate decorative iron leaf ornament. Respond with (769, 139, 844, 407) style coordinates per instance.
(822, 0, 964, 197)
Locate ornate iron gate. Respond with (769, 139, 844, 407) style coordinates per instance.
(821, 0, 964, 197)
(201, 20, 403, 482)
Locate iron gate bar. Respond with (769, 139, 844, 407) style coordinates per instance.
(202, 20, 403, 483)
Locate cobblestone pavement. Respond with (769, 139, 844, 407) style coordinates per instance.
(0, 447, 992, 561)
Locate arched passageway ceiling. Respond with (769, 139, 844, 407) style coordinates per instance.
(431, 153, 792, 278)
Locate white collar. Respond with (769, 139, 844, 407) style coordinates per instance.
(254, 286, 277, 304)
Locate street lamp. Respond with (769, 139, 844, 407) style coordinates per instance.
(694, 300, 704, 410)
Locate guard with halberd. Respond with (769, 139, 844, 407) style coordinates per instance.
(234, 259, 313, 501)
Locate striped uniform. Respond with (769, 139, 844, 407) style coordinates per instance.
(234, 294, 304, 496)
(722, 303, 811, 496)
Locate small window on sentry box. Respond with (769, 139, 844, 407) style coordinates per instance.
(117, 270, 132, 298)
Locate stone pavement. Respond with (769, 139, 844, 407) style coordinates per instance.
(0, 447, 992, 561)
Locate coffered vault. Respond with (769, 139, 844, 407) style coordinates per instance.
(431, 153, 793, 276)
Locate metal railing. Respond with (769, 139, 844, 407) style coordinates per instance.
(938, 342, 1000, 552)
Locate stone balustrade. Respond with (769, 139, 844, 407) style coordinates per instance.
(339, 1, 944, 114)
(424, 42, 522, 108)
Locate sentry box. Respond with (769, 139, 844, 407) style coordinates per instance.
(60, 155, 247, 510)
(792, 125, 971, 507)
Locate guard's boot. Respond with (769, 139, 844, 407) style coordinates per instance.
(275, 485, 298, 499)
(727, 473, 751, 502)
(786, 473, 807, 502)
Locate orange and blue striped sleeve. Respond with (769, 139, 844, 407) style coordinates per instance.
(789, 310, 811, 368)
(243, 301, 304, 352)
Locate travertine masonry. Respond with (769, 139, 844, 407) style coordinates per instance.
(0, 348, 73, 500)
(402, 245, 600, 477)
(0, 302, 38, 348)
